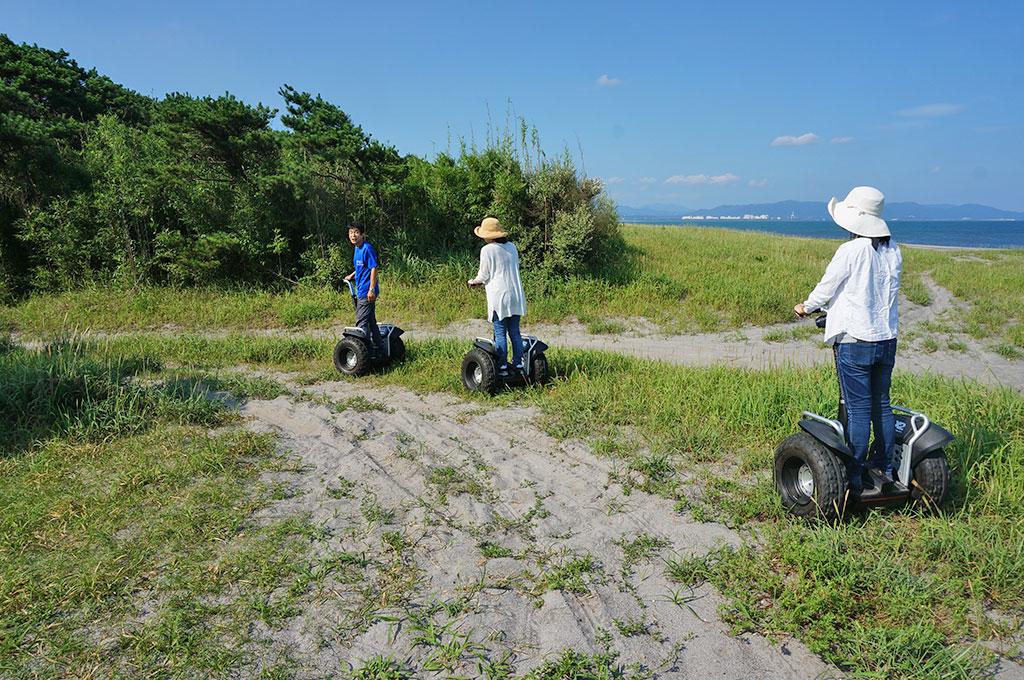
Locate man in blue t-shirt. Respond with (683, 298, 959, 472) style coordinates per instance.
(343, 223, 384, 355)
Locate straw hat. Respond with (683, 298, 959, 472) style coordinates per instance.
(827, 186, 890, 238)
(473, 217, 507, 240)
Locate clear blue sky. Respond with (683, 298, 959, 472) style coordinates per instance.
(4, 0, 1022, 210)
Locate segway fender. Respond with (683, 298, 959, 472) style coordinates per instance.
(896, 417, 954, 465)
(529, 339, 548, 354)
(473, 337, 498, 355)
(798, 418, 852, 457)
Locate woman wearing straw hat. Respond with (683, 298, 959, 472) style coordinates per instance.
(794, 186, 903, 495)
(467, 217, 527, 375)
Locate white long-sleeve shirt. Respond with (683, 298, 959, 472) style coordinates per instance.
(470, 242, 526, 321)
(802, 238, 902, 345)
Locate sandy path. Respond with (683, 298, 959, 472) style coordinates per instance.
(411, 279, 1023, 392)
(239, 376, 839, 678)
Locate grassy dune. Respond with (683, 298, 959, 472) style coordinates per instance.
(4, 226, 1022, 348)
(5, 332, 1018, 677)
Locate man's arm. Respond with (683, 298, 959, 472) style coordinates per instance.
(368, 267, 378, 301)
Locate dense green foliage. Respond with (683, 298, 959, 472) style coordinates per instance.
(0, 35, 618, 299)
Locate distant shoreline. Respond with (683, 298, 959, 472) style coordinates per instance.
(622, 220, 1023, 250)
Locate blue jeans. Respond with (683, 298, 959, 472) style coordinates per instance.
(491, 313, 524, 370)
(836, 339, 897, 490)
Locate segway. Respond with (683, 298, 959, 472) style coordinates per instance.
(461, 335, 550, 394)
(774, 314, 952, 520)
(333, 280, 405, 377)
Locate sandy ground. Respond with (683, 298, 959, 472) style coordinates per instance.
(412, 276, 1023, 393)
(238, 375, 841, 678)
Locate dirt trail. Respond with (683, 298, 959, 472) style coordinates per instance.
(412, 282, 1022, 392)
(240, 376, 839, 677)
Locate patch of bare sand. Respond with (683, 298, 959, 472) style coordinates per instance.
(239, 378, 839, 678)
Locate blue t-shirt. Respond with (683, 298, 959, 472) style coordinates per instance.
(353, 241, 379, 299)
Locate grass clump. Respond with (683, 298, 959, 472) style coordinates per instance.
(0, 339, 226, 456)
(347, 655, 412, 680)
(535, 553, 603, 597)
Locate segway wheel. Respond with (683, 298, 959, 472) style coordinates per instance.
(334, 338, 371, 377)
(461, 348, 498, 394)
(388, 335, 406, 363)
(774, 432, 847, 521)
(530, 353, 550, 385)
(910, 450, 949, 511)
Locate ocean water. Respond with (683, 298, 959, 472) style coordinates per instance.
(626, 219, 1024, 249)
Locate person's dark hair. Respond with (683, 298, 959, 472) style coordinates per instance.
(848, 232, 891, 250)
(493, 237, 509, 244)
(347, 222, 365, 234)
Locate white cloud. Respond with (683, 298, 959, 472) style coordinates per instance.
(665, 172, 740, 185)
(771, 132, 818, 146)
(930, 165, 942, 174)
(602, 176, 625, 184)
(596, 74, 622, 87)
(898, 103, 964, 117)
(830, 136, 854, 144)
(748, 178, 769, 187)
(638, 176, 658, 184)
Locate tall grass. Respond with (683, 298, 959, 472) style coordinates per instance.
(8, 226, 1018, 339)
(0, 338, 227, 456)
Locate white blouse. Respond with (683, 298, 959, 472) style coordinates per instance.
(470, 242, 526, 321)
(802, 238, 902, 345)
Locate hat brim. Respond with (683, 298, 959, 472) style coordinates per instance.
(828, 197, 890, 238)
(473, 225, 508, 239)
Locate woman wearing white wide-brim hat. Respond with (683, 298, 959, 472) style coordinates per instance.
(467, 217, 527, 373)
(794, 186, 903, 495)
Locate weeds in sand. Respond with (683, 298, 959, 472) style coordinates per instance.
(583, 316, 627, 335)
(523, 647, 627, 679)
(617, 533, 671, 568)
(992, 343, 1023, 359)
(478, 541, 514, 559)
(613, 615, 652, 638)
(346, 655, 411, 680)
(327, 476, 357, 499)
(360, 494, 395, 526)
(333, 395, 395, 413)
(427, 465, 489, 503)
(534, 552, 603, 599)
(762, 324, 822, 343)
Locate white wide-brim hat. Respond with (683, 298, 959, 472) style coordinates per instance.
(827, 186, 890, 238)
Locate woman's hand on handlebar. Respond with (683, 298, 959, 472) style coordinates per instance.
(793, 303, 808, 317)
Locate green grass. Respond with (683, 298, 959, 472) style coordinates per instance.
(4, 322, 1023, 677)
(0, 340, 338, 678)
(9, 226, 1019, 341)
(75, 332, 1024, 677)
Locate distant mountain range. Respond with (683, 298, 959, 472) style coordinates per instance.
(618, 201, 1024, 221)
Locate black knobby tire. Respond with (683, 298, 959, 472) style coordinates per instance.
(461, 348, 498, 394)
(910, 450, 949, 511)
(388, 335, 406, 363)
(530, 353, 550, 385)
(334, 337, 371, 377)
(774, 432, 848, 521)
